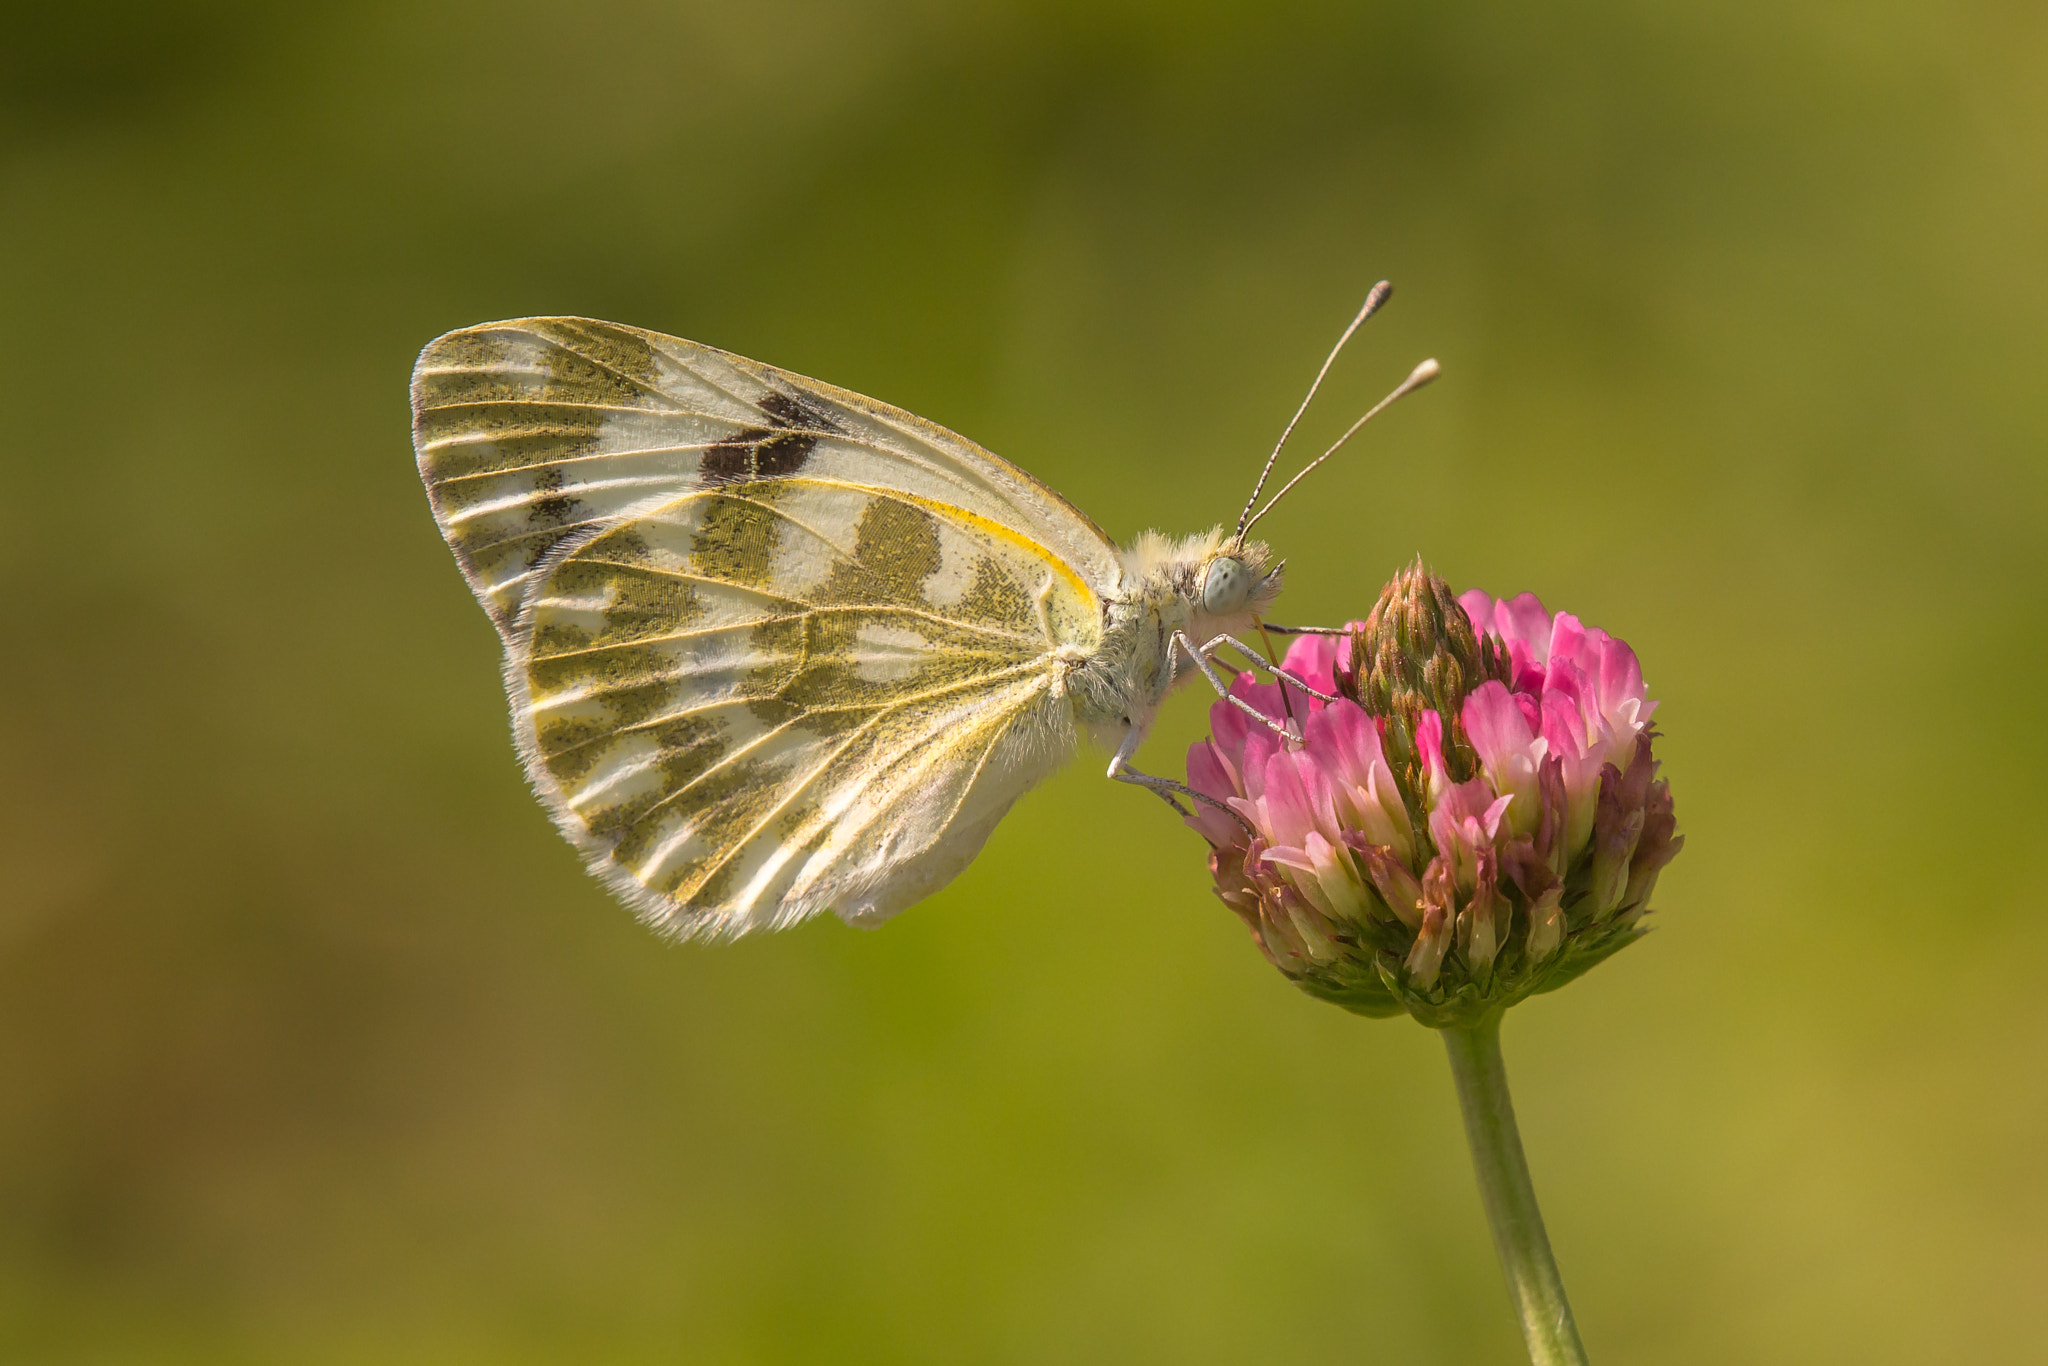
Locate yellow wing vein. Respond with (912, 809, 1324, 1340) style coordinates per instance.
(427, 441, 765, 475)
(532, 611, 1034, 666)
(530, 656, 1054, 764)
(529, 562, 1042, 644)
(627, 332, 773, 414)
(417, 399, 682, 424)
(743, 477, 1098, 610)
(674, 671, 1051, 908)
(461, 517, 613, 557)
(442, 477, 693, 525)
(720, 491, 860, 563)
(944, 702, 1029, 829)
(669, 714, 885, 903)
(804, 681, 1033, 882)
(770, 676, 1048, 914)
(606, 709, 812, 823)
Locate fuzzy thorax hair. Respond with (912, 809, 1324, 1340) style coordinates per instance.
(1116, 526, 1284, 615)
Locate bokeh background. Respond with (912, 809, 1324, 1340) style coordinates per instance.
(5, 1, 2046, 1361)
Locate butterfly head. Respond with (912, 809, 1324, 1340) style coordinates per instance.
(1119, 527, 1284, 635)
(1200, 547, 1278, 617)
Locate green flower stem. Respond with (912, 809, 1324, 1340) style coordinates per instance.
(1440, 1014, 1589, 1366)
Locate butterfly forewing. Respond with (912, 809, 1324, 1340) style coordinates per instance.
(413, 317, 1118, 629)
(413, 319, 1117, 937)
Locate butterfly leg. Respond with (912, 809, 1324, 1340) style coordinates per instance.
(1106, 725, 1257, 838)
(1167, 630, 1345, 738)
(1192, 632, 1345, 705)
(1164, 632, 1297, 737)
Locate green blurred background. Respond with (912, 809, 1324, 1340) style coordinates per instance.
(4, 0, 2045, 1361)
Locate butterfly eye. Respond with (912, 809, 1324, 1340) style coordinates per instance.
(1201, 556, 1253, 615)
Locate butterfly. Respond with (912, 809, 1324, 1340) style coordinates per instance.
(412, 285, 1435, 939)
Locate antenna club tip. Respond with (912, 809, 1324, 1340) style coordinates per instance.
(1410, 358, 1442, 385)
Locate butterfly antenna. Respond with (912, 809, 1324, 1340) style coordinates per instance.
(1238, 357, 1440, 540)
(1233, 281, 1394, 547)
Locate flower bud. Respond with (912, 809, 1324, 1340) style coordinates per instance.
(1348, 557, 1511, 793)
(1406, 861, 1458, 989)
(1459, 852, 1505, 981)
(1185, 571, 1681, 1029)
(1353, 839, 1425, 930)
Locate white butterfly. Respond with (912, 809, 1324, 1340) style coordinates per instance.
(413, 288, 1435, 938)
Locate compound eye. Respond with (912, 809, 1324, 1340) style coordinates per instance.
(1201, 556, 1252, 614)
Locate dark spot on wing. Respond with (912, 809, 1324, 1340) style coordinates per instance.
(700, 385, 841, 487)
(755, 388, 842, 433)
(700, 428, 769, 486)
(753, 429, 816, 479)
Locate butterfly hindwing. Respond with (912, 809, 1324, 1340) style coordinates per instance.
(413, 320, 1115, 937)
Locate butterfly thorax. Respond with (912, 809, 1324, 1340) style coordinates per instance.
(1065, 528, 1282, 747)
